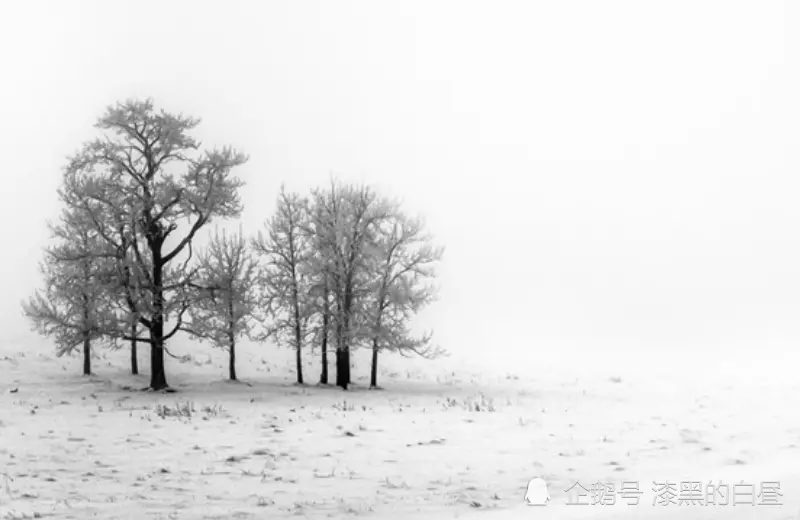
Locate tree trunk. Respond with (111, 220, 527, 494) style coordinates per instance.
(343, 288, 352, 386)
(149, 248, 168, 390)
(320, 286, 329, 384)
(82, 333, 91, 376)
(124, 264, 138, 375)
(320, 322, 328, 384)
(343, 348, 351, 386)
(335, 316, 349, 390)
(293, 302, 303, 384)
(130, 323, 138, 375)
(370, 310, 384, 388)
(370, 338, 379, 388)
(336, 347, 349, 390)
(81, 290, 91, 376)
(227, 298, 237, 381)
(336, 301, 350, 390)
(295, 337, 303, 384)
(229, 337, 237, 381)
(333, 277, 353, 389)
(290, 256, 304, 384)
(150, 326, 167, 390)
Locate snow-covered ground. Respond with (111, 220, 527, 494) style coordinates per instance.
(1, 340, 799, 520)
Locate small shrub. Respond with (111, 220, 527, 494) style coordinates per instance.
(201, 404, 225, 417)
(154, 400, 195, 419)
(332, 400, 355, 412)
(441, 393, 496, 412)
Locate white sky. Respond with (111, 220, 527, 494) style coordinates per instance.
(2, 1, 798, 370)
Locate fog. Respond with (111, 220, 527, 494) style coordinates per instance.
(2, 1, 798, 375)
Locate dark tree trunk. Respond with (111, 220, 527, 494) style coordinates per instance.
(370, 310, 384, 388)
(320, 286, 329, 384)
(370, 338, 379, 388)
(335, 314, 349, 389)
(343, 287, 353, 386)
(150, 325, 167, 390)
(343, 348, 351, 386)
(81, 290, 91, 376)
(338, 325, 351, 388)
(336, 347, 349, 390)
(229, 337, 237, 381)
(130, 323, 138, 375)
(227, 298, 237, 381)
(295, 338, 303, 384)
(149, 245, 168, 390)
(289, 249, 304, 384)
(320, 320, 328, 384)
(293, 300, 303, 384)
(82, 334, 91, 376)
(123, 263, 139, 375)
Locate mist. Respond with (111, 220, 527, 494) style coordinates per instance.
(2, 0, 798, 376)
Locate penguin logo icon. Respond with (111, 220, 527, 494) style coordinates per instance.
(524, 476, 550, 506)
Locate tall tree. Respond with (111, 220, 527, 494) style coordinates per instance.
(252, 187, 314, 384)
(22, 207, 108, 375)
(366, 212, 444, 388)
(189, 227, 258, 381)
(60, 98, 247, 390)
(308, 179, 392, 389)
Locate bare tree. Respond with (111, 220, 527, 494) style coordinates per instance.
(22, 207, 109, 375)
(59, 98, 247, 390)
(366, 212, 445, 388)
(189, 227, 258, 381)
(308, 179, 393, 389)
(252, 187, 315, 384)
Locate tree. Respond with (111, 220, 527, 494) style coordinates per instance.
(251, 187, 315, 384)
(22, 207, 109, 375)
(188, 227, 258, 381)
(307, 179, 393, 389)
(60, 98, 247, 390)
(365, 212, 444, 388)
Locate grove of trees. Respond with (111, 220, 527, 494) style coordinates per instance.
(22, 99, 443, 391)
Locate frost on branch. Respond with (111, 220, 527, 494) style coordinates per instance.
(305, 179, 395, 389)
(364, 210, 445, 387)
(22, 206, 112, 374)
(189, 226, 258, 381)
(54, 98, 248, 389)
(251, 186, 316, 384)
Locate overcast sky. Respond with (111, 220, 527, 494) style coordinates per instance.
(2, 1, 797, 371)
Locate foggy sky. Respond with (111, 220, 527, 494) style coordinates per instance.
(2, 1, 798, 369)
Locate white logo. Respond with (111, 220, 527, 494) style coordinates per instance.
(525, 476, 550, 506)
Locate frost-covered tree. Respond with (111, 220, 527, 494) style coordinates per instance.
(251, 187, 315, 384)
(308, 179, 393, 389)
(22, 207, 109, 375)
(59, 98, 247, 390)
(188, 227, 258, 381)
(365, 212, 444, 388)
